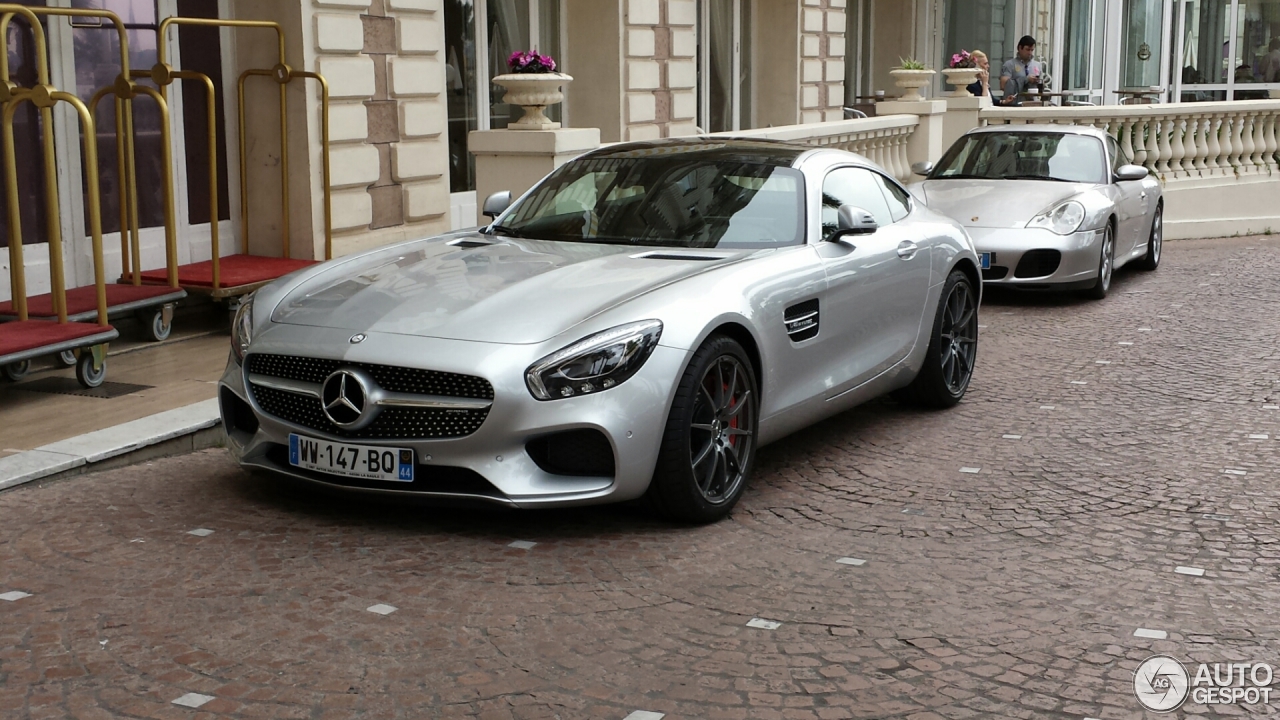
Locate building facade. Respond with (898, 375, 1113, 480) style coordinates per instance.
(2, 0, 1278, 305)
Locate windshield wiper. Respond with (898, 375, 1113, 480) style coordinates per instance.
(488, 225, 532, 238)
(1000, 174, 1072, 182)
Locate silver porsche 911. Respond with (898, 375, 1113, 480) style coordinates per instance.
(910, 125, 1163, 299)
(218, 139, 981, 523)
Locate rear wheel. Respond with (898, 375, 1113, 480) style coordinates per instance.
(1137, 204, 1162, 271)
(647, 335, 758, 524)
(57, 350, 77, 368)
(1084, 222, 1115, 300)
(894, 269, 978, 409)
(137, 306, 173, 342)
(2, 360, 30, 382)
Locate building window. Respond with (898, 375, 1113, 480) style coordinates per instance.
(1176, 0, 1280, 101)
(444, 0, 561, 194)
(698, 0, 751, 133)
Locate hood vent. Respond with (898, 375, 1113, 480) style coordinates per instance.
(448, 238, 495, 248)
(633, 251, 726, 262)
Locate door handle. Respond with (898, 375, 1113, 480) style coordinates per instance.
(897, 241, 919, 259)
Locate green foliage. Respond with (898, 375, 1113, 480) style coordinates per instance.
(897, 57, 928, 71)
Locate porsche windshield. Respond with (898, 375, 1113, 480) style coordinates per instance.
(492, 151, 806, 249)
(931, 132, 1107, 184)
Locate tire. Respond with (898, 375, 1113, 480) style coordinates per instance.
(1084, 222, 1115, 300)
(647, 335, 759, 524)
(138, 307, 172, 342)
(2, 360, 30, 382)
(1137, 203, 1162, 271)
(76, 352, 107, 389)
(57, 350, 78, 368)
(894, 269, 978, 409)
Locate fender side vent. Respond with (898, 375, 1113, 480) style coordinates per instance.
(784, 299, 820, 342)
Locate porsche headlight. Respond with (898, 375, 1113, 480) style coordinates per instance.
(526, 320, 663, 401)
(1027, 200, 1086, 235)
(231, 294, 255, 364)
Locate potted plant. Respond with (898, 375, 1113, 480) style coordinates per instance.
(889, 57, 936, 102)
(492, 51, 573, 130)
(941, 50, 981, 97)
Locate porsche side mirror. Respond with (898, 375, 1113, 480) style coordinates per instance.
(482, 190, 513, 219)
(911, 161, 934, 177)
(830, 204, 878, 241)
(1115, 164, 1149, 182)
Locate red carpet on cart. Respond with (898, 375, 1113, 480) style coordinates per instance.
(137, 255, 316, 289)
(0, 284, 180, 319)
(0, 320, 113, 358)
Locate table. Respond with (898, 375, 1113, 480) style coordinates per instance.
(1113, 88, 1165, 104)
(1016, 89, 1077, 106)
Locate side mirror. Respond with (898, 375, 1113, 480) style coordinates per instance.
(482, 190, 513, 219)
(911, 161, 934, 177)
(830, 204, 879, 241)
(1115, 164, 1149, 182)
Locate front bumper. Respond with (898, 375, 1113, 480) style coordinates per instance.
(970, 226, 1106, 288)
(218, 324, 684, 509)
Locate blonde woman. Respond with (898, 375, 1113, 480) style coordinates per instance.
(968, 50, 992, 98)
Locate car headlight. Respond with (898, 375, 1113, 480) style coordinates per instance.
(526, 320, 663, 400)
(231, 294, 255, 364)
(1027, 200, 1086, 235)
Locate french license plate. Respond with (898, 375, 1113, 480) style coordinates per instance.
(979, 252, 992, 269)
(289, 434, 415, 482)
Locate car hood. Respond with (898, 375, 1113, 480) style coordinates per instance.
(270, 234, 747, 344)
(917, 179, 1091, 228)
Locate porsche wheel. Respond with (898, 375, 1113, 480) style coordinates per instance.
(1137, 203, 1162, 271)
(894, 269, 977, 409)
(1084, 222, 1115, 300)
(648, 335, 758, 524)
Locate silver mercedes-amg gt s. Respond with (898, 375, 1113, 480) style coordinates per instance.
(218, 139, 982, 523)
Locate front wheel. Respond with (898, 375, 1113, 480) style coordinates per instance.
(76, 351, 107, 389)
(1137, 204, 1162, 271)
(138, 306, 173, 342)
(2, 360, 30, 382)
(1084, 223, 1115, 300)
(647, 335, 759, 524)
(894, 269, 978, 409)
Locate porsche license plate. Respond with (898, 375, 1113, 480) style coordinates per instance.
(289, 434, 415, 482)
(979, 252, 992, 269)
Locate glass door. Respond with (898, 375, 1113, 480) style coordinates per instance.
(1176, 0, 1234, 100)
(1058, 0, 1106, 104)
(1233, 0, 1280, 98)
(698, 0, 750, 133)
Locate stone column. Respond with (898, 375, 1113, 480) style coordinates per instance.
(941, 95, 990, 153)
(468, 128, 601, 227)
(876, 99, 947, 167)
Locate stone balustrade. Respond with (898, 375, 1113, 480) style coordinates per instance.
(709, 115, 921, 181)
(981, 100, 1280, 180)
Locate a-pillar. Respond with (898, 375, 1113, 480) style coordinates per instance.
(876, 99, 947, 168)
(942, 95, 990, 152)
(468, 128, 601, 227)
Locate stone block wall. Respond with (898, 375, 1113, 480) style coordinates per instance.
(800, 0, 846, 123)
(310, 0, 450, 252)
(623, 0, 698, 140)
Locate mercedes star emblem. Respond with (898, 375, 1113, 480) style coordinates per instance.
(350, 333, 366, 344)
(321, 370, 369, 427)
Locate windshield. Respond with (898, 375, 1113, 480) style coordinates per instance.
(493, 151, 806, 249)
(931, 132, 1107, 184)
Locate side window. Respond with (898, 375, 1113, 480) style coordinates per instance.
(1107, 136, 1122, 174)
(872, 173, 911, 223)
(821, 167, 893, 239)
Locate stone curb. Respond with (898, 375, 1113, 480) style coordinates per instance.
(0, 398, 222, 492)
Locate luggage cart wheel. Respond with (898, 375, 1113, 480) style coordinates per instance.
(138, 304, 174, 342)
(2, 360, 30, 382)
(57, 350, 77, 368)
(75, 348, 107, 389)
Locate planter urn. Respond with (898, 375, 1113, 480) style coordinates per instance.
(888, 68, 936, 102)
(941, 68, 981, 97)
(491, 72, 573, 130)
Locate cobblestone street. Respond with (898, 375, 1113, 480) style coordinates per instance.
(2, 235, 1279, 720)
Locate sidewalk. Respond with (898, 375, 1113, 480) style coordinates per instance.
(0, 311, 228, 456)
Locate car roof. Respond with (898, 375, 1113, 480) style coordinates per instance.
(967, 123, 1112, 140)
(582, 137, 810, 166)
